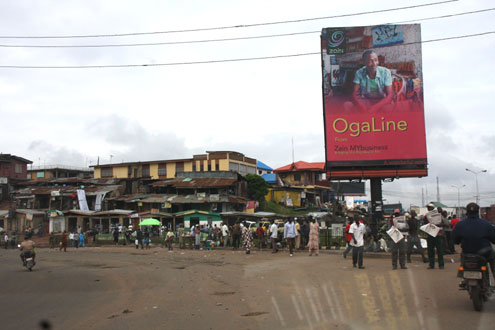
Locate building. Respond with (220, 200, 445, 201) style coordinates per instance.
(0, 154, 32, 201)
(257, 160, 273, 175)
(27, 165, 93, 181)
(91, 151, 257, 180)
(266, 161, 332, 208)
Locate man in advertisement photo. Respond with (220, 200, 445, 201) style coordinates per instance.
(348, 49, 393, 113)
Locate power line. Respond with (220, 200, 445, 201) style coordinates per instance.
(0, 30, 492, 69)
(1, 7, 492, 49)
(0, 0, 458, 39)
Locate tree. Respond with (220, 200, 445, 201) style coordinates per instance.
(245, 174, 269, 202)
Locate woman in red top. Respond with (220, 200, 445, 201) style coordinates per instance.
(343, 220, 353, 258)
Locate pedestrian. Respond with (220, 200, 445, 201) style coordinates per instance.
(424, 203, 445, 269)
(308, 217, 320, 256)
(69, 232, 74, 247)
(256, 223, 264, 250)
(74, 231, 79, 248)
(194, 225, 201, 250)
(136, 228, 144, 249)
(78, 232, 85, 248)
(301, 220, 309, 250)
(349, 217, 366, 269)
(178, 225, 185, 249)
(407, 210, 427, 263)
(160, 226, 167, 248)
(4, 232, 8, 249)
(241, 222, 253, 254)
(232, 221, 241, 250)
(284, 217, 297, 257)
(144, 229, 151, 249)
(270, 221, 279, 253)
(343, 218, 353, 258)
(113, 227, 119, 246)
(221, 222, 230, 247)
(60, 230, 67, 252)
(442, 211, 454, 254)
(390, 209, 408, 269)
(295, 218, 301, 250)
(166, 228, 175, 251)
(77, 226, 82, 234)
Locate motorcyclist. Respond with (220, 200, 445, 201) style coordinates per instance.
(453, 202, 495, 283)
(19, 235, 36, 266)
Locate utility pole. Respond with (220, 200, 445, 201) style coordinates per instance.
(436, 176, 440, 203)
(421, 188, 424, 207)
(465, 168, 487, 205)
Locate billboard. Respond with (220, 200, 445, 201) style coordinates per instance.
(321, 24, 427, 179)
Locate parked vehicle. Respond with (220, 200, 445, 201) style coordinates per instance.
(458, 253, 492, 311)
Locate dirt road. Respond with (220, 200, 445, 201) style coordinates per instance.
(1, 246, 494, 329)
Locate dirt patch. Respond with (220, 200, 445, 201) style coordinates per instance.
(242, 312, 269, 317)
(212, 291, 235, 296)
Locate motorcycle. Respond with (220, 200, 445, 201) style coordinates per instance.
(18, 244, 36, 271)
(458, 253, 491, 311)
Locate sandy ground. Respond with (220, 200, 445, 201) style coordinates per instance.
(1, 245, 494, 330)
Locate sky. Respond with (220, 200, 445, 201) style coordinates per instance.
(0, 0, 494, 208)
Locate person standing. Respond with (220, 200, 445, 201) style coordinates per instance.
(295, 218, 301, 250)
(144, 229, 151, 249)
(270, 221, 279, 253)
(60, 231, 67, 252)
(442, 211, 454, 254)
(136, 228, 144, 249)
(78, 232, 85, 248)
(178, 225, 185, 249)
(221, 222, 230, 247)
(241, 222, 253, 254)
(256, 223, 264, 250)
(343, 219, 353, 258)
(4, 232, 8, 249)
(308, 217, 320, 256)
(301, 220, 310, 250)
(424, 203, 445, 269)
(232, 221, 241, 250)
(407, 210, 427, 263)
(69, 232, 74, 248)
(194, 225, 201, 250)
(349, 217, 366, 269)
(284, 218, 297, 257)
(113, 228, 119, 246)
(390, 210, 408, 270)
(166, 229, 175, 251)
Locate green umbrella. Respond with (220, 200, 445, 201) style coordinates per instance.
(139, 218, 161, 226)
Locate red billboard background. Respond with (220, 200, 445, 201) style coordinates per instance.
(321, 24, 427, 179)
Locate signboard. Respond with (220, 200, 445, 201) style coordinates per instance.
(321, 24, 427, 179)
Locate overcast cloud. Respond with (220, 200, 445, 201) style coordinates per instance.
(1, 0, 494, 207)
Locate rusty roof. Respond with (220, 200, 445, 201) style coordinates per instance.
(152, 177, 237, 188)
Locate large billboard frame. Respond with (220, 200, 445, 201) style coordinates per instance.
(321, 24, 427, 180)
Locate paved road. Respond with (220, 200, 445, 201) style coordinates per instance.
(1, 246, 494, 330)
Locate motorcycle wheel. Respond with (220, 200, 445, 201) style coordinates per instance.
(471, 286, 484, 311)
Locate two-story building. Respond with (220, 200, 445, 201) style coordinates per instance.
(266, 161, 332, 208)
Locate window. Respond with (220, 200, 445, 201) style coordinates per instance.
(192, 164, 196, 172)
(208, 164, 211, 171)
(15, 164, 22, 174)
(229, 162, 239, 172)
(294, 173, 301, 181)
(176, 162, 184, 173)
(101, 167, 113, 177)
(247, 166, 256, 174)
(200, 164, 204, 171)
(142, 166, 150, 177)
(239, 164, 247, 174)
(216, 163, 219, 171)
(158, 164, 167, 176)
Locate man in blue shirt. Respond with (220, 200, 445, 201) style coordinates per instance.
(350, 50, 393, 113)
(453, 203, 495, 280)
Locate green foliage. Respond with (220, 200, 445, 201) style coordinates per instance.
(245, 174, 269, 202)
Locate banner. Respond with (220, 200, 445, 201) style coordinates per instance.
(77, 189, 89, 211)
(321, 24, 427, 172)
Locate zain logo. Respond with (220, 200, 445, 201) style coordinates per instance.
(328, 30, 345, 48)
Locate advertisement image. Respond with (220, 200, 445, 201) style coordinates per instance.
(321, 24, 427, 177)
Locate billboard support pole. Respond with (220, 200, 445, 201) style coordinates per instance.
(370, 178, 383, 239)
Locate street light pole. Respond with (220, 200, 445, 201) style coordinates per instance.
(465, 168, 487, 205)
(451, 184, 465, 214)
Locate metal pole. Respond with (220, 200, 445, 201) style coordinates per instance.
(465, 169, 487, 205)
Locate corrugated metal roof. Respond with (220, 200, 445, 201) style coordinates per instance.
(274, 161, 325, 173)
(257, 160, 273, 171)
(152, 177, 237, 188)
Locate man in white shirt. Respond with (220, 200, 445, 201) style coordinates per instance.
(349, 218, 366, 269)
(221, 223, 229, 247)
(270, 222, 279, 253)
(284, 218, 298, 256)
